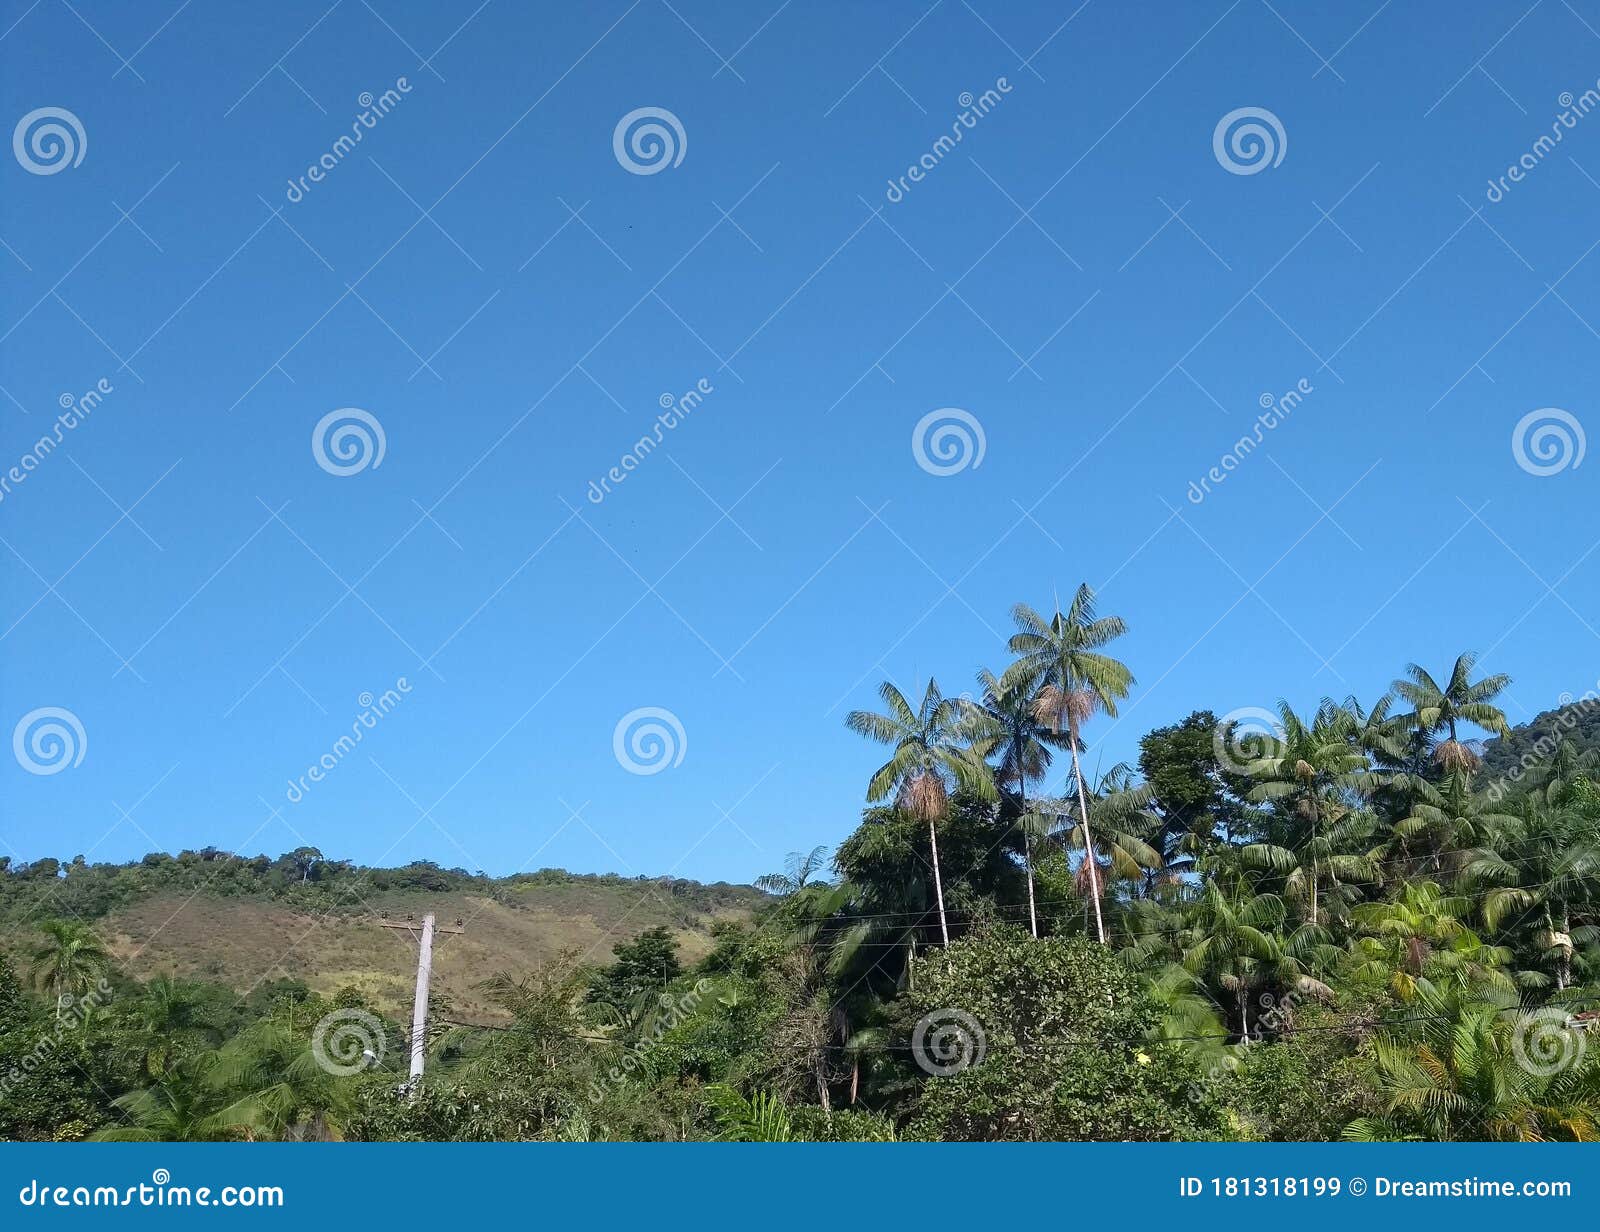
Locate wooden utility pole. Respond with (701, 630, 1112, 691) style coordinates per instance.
(379, 912, 463, 1084)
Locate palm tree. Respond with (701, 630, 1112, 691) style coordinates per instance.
(91, 1063, 235, 1142)
(1242, 807, 1381, 930)
(756, 846, 832, 898)
(1347, 981, 1600, 1141)
(122, 976, 223, 1078)
(1008, 584, 1135, 944)
(1462, 800, 1600, 991)
(1178, 877, 1333, 1042)
(28, 919, 109, 1019)
(206, 1022, 358, 1141)
(1243, 700, 1370, 926)
(1348, 882, 1510, 1001)
(1035, 764, 1162, 928)
(845, 678, 997, 946)
(959, 660, 1065, 936)
(1392, 652, 1511, 772)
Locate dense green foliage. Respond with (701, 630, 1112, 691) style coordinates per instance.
(4, 592, 1598, 1142)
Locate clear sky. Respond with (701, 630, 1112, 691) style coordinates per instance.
(2, 0, 1596, 886)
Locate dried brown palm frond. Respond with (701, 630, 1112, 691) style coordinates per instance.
(1031, 685, 1098, 732)
(1073, 854, 1111, 898)
(898, 771, 948, 823)
(1433, 739, 1480, 773)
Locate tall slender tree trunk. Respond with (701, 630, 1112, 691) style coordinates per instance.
(1068, 726, 1106, 945)
(1307, 792, 1320, 926)
(1019, 775, 1038, 938)
(928, 817, 950, 948)
(1556, 909, 1572, 991)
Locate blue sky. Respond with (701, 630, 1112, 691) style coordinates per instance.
(2, 0, 1597, 886)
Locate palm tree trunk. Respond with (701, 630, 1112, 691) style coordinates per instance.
(1308, 793, 1319, 926)
(1557, 908, 1572, 991)
(1019, 776, 1038, 938)
(1023, 830, 1038, 938)
(928, 817, 950, 948)
(1068, 728, 1106, 945)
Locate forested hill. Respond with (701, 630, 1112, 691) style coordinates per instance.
(0, 853, 760, 1020)
(1479, 695, 1600, 780)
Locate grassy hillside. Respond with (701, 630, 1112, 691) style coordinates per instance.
(0, 854, 761, 1022)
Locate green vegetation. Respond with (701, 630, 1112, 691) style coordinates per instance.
(3, 589, 1599, 1141)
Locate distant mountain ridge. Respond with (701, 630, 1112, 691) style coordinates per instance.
(1479, 692, 1600, 780)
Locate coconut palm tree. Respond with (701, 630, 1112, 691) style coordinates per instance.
(958, 660, 1065, 937)
(1243, 700, 1371, 926)
(1392, 652, 1511, 773)
(28, 919, 109, 1020)
(845, 678, 997, 947)
(1008, 584, 1135, 944)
